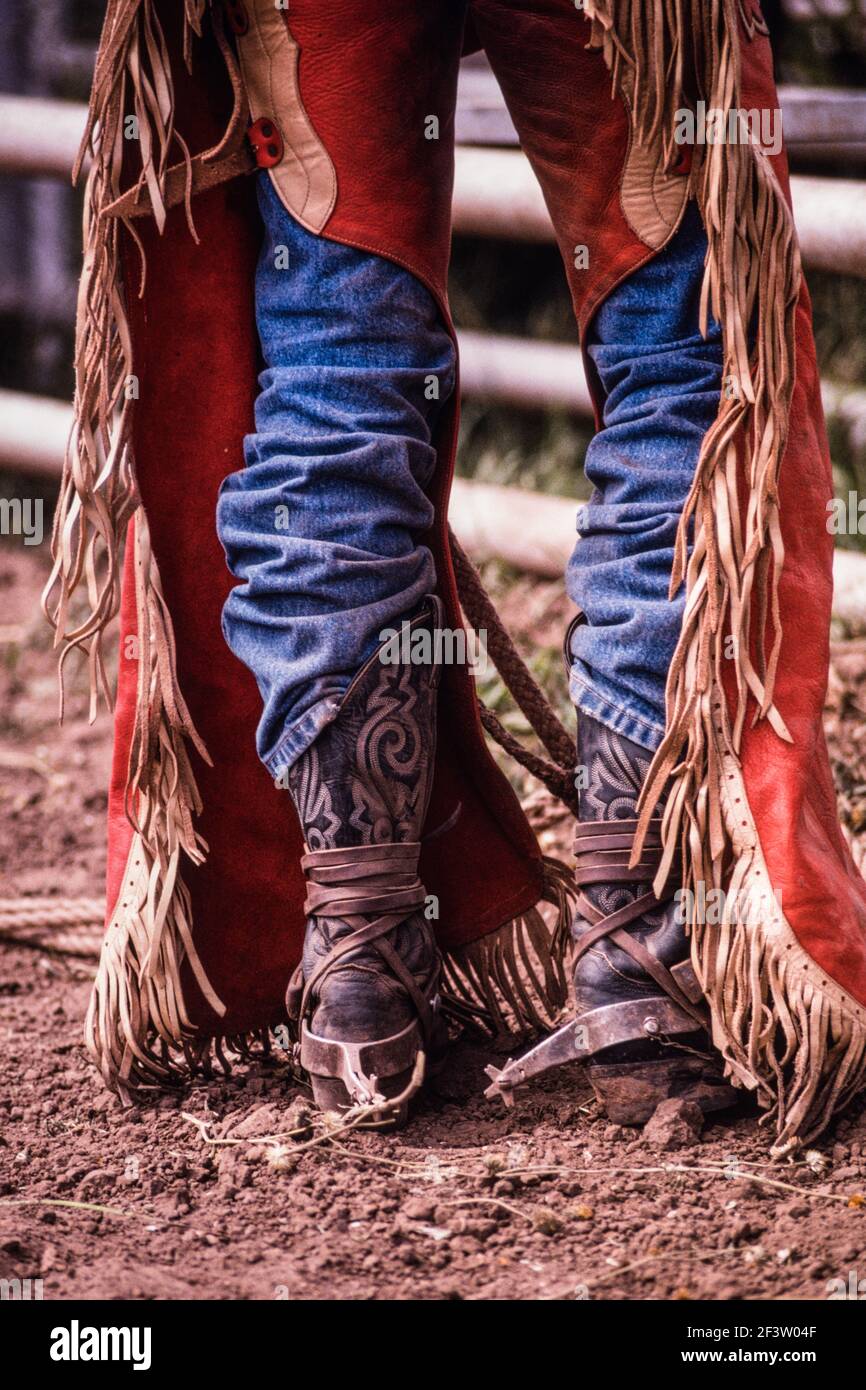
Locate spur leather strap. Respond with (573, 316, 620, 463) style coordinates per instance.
(571, 816, 706, 1030)
(288, 841, 440, 1102)
(485, 816, 708, 1104)
(296, 841, 437, 1043)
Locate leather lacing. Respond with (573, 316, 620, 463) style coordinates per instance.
(572, 816, 707, 1032)
(293, 842, 439, 1045)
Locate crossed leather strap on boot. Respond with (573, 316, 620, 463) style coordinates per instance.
(570, 816, 707, 1041)
(485, 814, 708, 1104)
(288, 841, 439, 1115)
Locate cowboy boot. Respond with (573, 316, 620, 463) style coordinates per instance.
(485, 619, 737, 1123)
(570, 710, 738, 1125)
(284, 596, 445, 1126)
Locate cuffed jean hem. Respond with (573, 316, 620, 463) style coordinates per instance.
(262, 691, 345, 779)
(569, 668, 666, 753)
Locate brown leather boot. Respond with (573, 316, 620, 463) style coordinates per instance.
(284, 597, 445, 1127)
(486, 622, 737, 1124)
(567, 711, 737, 1124)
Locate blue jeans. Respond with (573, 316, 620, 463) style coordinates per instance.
(217, 176, 456, 776)
(567, 201, 723, 749)
(217, 180, 722, 774)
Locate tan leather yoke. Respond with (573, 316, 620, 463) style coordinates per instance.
(235, 0, 337, 234)
(618, 71, 690, 252)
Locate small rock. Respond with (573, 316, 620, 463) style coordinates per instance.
(783, 1201, 810, 1220)
(463, 1218, 499, 1242)
(643, 1098, 704, 1151)
(77, 1168, 114, 1194)
(726, 1179, 761, 1201)
(731, 1219, 765, 1245)
(223, 1103, 283, 1140)
(402, 1197, 436, 1222)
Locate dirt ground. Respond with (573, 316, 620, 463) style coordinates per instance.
(2, 541, 866, 1302)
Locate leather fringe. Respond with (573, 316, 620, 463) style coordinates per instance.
(440, 858, 575, 1043)
(42, 0, 231, 696)
(84, 515, 225, 1101)
(47, 0, 231, 1096)
(703, 731, 866, 1155)
(584, 0, 866, 1152)
(93, 1018, 274, 1108)
(86, 854, 574, 1102)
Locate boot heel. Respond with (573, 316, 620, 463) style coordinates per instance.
(587, 1055, 739, 1126)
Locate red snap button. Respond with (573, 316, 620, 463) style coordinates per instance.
(225, 0, 249, 36)
(248, 117, 284, 168)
